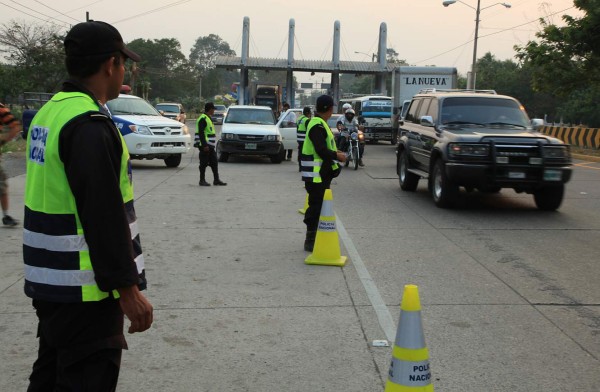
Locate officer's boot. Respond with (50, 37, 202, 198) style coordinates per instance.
(358, 158, 365, 167)
(304, 230, 317, 252)
(199, 167, 211, 186)
(213, 167, 227, 186)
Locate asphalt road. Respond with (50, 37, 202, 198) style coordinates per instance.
(1, 137, 599, 391)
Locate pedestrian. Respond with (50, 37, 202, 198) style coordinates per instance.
(196, 102, 227, 186)
(0, 102, 22, 226)
(23, 21, 153, 391)
(296, 106, 312, 172)
(279, 102, 295, 160)
(300, 95, 346, 251)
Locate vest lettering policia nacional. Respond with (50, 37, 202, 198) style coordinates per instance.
(23, 92, 145, 302)
(195, 113, 216, 146)
(300, 116, 340, 183)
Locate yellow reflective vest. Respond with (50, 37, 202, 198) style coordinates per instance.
(300, 116, 340, 183)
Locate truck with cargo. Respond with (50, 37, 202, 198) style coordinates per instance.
(251, 83, 282, 114)
(391, 66, 458, 143)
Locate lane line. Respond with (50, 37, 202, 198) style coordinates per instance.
(336, 214, 397, 343)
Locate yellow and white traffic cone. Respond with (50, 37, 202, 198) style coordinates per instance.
(304, 189, 347, 267)
(298, 193, 308, 215)
(385, 284, 434, 392)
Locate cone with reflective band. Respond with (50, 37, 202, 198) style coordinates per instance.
(298, 193, 308, 214)
(385, 284, 434, 392)
(305, 189, 347, 267)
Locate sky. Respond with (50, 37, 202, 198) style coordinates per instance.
(1, 0, 582, 84)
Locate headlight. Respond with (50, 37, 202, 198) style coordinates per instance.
(449, 143, 490, 157)
(181, 125, 189, 135)
(129, 125, 152, 135)
(266, 134, 280, 141)
(222, 133, 235, 140)
(350, 132, 358, 140)
(543, 145, 570, 159)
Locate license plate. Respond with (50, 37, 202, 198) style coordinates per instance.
(245, 143, 257, 150)
(508, 171, 526, 179)
(544, 169, 562, 181)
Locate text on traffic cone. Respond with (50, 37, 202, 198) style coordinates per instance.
(305, 189, 347, 267)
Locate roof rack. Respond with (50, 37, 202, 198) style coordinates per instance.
(417, 88, 497, 94)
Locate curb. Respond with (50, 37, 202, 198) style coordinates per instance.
(572, 153, 600, 163)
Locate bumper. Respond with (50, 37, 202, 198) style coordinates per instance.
(363, 128, 392, 141)
(124, 134, 192, 158)
(446, 162, 572, 189)
(219, 140, 283, 156)
(211, 116, 224, 125)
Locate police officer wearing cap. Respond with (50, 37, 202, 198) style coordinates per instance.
(296, 106, 312, 172)
(23, 21, 153, 391)
(196, 102, 227, 186)
(300, 95, 346, 251)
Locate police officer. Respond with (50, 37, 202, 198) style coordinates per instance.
(296, 106, 312, 172)
(196, 102, 227, 186)
(300, 95, 346, 251)
(23, 21, 153, 391)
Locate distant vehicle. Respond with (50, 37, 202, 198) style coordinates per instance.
(217, 105, 285, 163)
(396, 89, 572, 210)
(108, 95, 192, 167)
(251, 83, 282, 114)
(338, 96, 393, 143)
(211, 104, 227, 125)
(155, 102, 186, 123)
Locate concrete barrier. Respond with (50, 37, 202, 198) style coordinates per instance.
(540, 126, 600, 148)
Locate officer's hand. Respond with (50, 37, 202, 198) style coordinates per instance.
(336, 151, 347, 162)
(118, 285, 154, 333)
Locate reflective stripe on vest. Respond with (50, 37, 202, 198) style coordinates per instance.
(24, 91, 143, 303)
(300, 116, 339, 183)
(196, 113, 216, 146)
(297, 115, 308, 142)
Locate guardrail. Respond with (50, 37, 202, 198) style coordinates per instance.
(540, 126, 600, 149)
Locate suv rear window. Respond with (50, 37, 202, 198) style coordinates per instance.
(441, 97, 529, 127)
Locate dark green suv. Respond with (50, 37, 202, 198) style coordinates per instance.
(396, 89, 572, 210)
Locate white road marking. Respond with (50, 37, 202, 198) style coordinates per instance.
(336, 214, 397, 343)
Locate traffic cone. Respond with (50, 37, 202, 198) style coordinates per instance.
(298, 193, 308, 214)
(385, 284, 434, 392)
(304, 189, 347, 267)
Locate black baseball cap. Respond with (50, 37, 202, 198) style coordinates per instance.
(64, 21, 141, 62)
(316, 95, 334, 112)
(205, 102, 216, 111)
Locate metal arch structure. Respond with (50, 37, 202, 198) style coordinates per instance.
(214, 17, 391, 109)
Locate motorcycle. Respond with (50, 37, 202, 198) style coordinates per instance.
(339, 126, 365, 170)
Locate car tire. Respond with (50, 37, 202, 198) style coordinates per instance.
(164, 154, 182, 168)
(270, 147, 285, 164)
(216, 144, 229, 162)
(533, 184, 564, 211)
(431, 159, 459, 208)
(398, 149, 419, 191)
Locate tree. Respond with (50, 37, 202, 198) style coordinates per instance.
(189, 34, 236, 99)
(126, 38, 195, 102)
(515, 0, 600, 125)
(0, 21, 66, 97)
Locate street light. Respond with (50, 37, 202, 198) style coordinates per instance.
(443, 0, 511, 90)
(354, 51, 377, 62)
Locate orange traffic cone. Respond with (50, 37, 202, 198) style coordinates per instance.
(304, 189, 347, 267)
(298, 193, 308, 215)
(385, 284, 434, 391)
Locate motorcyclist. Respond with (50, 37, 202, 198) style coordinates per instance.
(337, 108, 365, 167)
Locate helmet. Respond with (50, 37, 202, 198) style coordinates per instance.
(345, 109, 355, 115)
(342, 103, 352, 111)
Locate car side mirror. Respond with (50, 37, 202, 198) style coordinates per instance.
(420, 115, 434, 127)
(531, 118, 544, 130)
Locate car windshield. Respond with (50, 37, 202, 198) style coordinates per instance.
(155, 104, 180, 114)
(108, 96, 161, 116)
(440, 97, 529, 128)
(362, 100, 392, 114)
(214, 105, 227, 111)
(225, 108, 275, 125)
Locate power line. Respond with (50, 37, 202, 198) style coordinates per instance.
(34, 0, 81, 23)
(111, 0, 192, 25)
(413, 5, 575, 65)
(7, 0, 72, 26)
(0, 0, 70, 27)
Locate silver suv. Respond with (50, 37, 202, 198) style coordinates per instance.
(396, 89, 572, 210)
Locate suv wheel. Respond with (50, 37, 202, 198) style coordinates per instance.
(533, 184, 564, 211)
(431, 159, 459, 208)
(164, 154, 182, 168)
(398, 149, 419, 191)
(270, 147, 285, 164)
(216, 143, 229, 162)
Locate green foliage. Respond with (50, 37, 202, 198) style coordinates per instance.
(189, 34, 235, 75)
